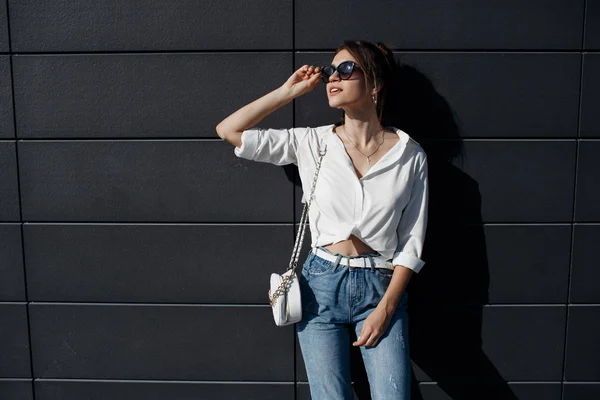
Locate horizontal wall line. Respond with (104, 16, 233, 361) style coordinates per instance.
(0, 221, 596, 225)
(25, 302, 272, 307)
(5, 301, 600, 307)
(29, 378, 592, 384)
(0, 138, 598, 142)
(0, 49, 598, 55)
(0, 378, 31, 381)
(3, 378, 600, 384)
(5, 378, 296, 384)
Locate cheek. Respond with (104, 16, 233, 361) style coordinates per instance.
(338, 85, 369, 103)
(350, 77, 372, 101)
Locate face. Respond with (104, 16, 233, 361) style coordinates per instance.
(325, 49, 374, 111)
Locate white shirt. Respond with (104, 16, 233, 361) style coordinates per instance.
(233, 123, 429, 273)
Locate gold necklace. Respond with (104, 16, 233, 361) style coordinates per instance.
(341, 126, 385, 165)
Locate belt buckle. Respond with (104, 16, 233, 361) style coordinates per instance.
(344, 255, 353, 268)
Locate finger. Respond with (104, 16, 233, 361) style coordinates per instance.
(365, 334, 378, 347)
(352, 337, 363, 347)
(309, 72, 321, 85)
(352, 331, 369, 346)
(297, 65, 308, 76)
(305, 66, 318, 79)
(366, 327, 383, 346)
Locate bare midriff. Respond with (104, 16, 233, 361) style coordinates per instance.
(322, 234, 377, 256)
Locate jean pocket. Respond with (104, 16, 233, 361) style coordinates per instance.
(303, 254, 337, 276)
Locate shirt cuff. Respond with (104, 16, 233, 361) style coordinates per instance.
(392, 251, 426, 273)
(233, 129, 259, 160)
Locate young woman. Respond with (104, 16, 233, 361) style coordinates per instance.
(216, 40, 428, 400)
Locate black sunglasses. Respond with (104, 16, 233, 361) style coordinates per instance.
(320, 61, 360, 83)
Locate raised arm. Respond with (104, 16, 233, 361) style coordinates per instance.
(215, 65, 322, 148)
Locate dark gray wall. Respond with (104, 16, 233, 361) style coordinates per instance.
(0, 1, 598, 399)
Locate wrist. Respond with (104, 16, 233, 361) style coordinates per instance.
(379, 296, 399, 316)
(276, 86, 296, 103)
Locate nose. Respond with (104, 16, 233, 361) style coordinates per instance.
(328, 71, 341, 83)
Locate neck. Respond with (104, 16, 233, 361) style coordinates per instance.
(341, 115, 384, 148)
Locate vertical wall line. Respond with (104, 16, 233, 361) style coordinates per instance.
(561, 1, 587, 398)
(291, 1, 298, 399)
(5, 0, 37, 398)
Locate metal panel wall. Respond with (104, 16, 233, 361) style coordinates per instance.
(0, 1, 597, 399)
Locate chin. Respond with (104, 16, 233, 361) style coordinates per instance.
(328, 99, 344, 109)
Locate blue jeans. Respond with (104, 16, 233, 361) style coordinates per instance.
(297, 246, 410, 400)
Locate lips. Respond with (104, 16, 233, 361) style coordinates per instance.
(329, 86, 343, 96)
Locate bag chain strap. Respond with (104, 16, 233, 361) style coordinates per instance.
(268, 142, 327, 307)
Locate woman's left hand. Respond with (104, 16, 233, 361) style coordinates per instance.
(352, 304, 392, 347)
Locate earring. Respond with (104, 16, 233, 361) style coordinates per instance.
(372, 94, 377, 104)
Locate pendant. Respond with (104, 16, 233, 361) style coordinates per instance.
(367, 157, 371, 165)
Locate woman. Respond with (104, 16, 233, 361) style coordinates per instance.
(216, 40, 428, 400)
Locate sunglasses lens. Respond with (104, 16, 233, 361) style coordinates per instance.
(321, 62, 355, 82)
(321, 66, 334, 82)
(338, 62, 354, 79)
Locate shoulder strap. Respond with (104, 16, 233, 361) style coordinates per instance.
(289, 141, 327, 272)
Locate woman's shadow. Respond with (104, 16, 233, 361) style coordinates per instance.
(291, 63, 520, 400)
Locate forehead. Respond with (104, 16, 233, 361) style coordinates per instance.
(331, 49, 357, 66)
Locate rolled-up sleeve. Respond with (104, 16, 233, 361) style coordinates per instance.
(233, 127, 306, 166)
(392, 153, 429, 273)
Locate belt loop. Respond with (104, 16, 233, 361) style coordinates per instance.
(334, 254, 342, 269)
(369, 255, 376, 271)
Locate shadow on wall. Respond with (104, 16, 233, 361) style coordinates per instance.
(335, 63, 518, 399)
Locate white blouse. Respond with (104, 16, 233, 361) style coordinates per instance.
(233, 123, 429, 273)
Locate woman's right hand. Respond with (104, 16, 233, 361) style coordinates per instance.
(281, 65, 322, 99)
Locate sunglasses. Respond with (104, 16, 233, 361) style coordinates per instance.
(320, 61, 361, 83)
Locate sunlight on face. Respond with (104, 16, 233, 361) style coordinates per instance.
(326, 49, 370, 109)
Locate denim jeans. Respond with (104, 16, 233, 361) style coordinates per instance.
(297, 246, 410, 400)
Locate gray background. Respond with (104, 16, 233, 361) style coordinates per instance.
(1, 1, 599, 399)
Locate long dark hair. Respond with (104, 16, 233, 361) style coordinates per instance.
(333, 40, 399, 127)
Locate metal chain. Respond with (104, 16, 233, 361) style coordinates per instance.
(269, 141, 327, 307)
(341, 125, 384, 165)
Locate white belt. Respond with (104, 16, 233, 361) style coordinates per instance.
(311, 247, 395, 271)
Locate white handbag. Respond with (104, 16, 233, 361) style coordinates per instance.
(268, 142, 327, 326)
